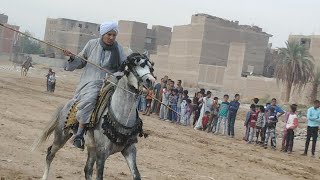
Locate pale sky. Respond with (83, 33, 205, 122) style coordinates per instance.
(2, 0, 320, 47)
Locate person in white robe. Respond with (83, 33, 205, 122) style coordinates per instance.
(194, 91, 212, 130)
(63, 21, 127, 149)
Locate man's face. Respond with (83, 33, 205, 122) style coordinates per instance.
(235, 95, 240, 101)
(102, 31, 117, 45)
(224, 96, 229, 101)
(177, 81, 181, 86)
(271, 99, 276, 106)
(315, 102, 320, 108)
(207, 94, 212, 98)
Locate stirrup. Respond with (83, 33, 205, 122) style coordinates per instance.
(73, 137, 85, 150)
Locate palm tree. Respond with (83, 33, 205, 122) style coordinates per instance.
(275, 41, 314, 102)
(310, 68, 320, 103)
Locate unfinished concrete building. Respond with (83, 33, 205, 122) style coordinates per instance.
(43, 18, 100, 58)
(117, 20, 171, 54)
(151, 13, 272, 87)
(0, 13, 19, 54)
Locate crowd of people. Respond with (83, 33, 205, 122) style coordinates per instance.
(137, 76, 320, 158)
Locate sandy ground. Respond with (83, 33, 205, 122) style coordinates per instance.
(1, 59, 320, 180)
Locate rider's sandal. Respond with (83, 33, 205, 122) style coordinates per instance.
(73, 138, 85, 150)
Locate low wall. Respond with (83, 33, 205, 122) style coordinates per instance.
(30, 55, 66, 68)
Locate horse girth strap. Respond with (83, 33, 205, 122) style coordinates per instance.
(102, 108, 143, 145)
(88, 81, 115, 128)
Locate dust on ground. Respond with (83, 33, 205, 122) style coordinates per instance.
(1, 59, 320, 180)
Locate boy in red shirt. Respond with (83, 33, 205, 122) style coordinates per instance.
(202, 111, 210, 131)
(143, 87, 154, 116)
(245, 104, 258, 143)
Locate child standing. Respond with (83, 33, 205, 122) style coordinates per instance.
(160, 87, 169, 120)
(208, 97, 219, 133)
(195, 91, 212, 129)
(215, 95, 229, 135)
(181, 99, 192, 126)
(143, 87, 154, 116)
(302, 100, 320, 157)
(264, 107, 278, 149)
(169, 89, 179, 122)
(202, 111, 210, 131)
(284, 104, 299, 153)
(256, 106, 266, 144)
(228, 94, 241, 138)
(246, 104, 258, 143)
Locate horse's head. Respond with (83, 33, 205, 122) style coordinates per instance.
(120, 52, 156, 90)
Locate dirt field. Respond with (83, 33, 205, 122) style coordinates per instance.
(1, 59, 320, 180)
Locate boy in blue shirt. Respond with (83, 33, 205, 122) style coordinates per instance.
(228, 94, 240, 138)
(302, 100, 320, 157)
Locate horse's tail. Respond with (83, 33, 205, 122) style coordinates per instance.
(31, 105, 63, 151)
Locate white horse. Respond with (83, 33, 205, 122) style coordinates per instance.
(32, 53, 156, 180)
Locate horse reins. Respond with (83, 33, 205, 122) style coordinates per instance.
(0, 22, 181, 116)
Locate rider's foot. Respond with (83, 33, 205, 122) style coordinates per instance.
(73, 124, 85, 150)
(73, 137, 85, 150)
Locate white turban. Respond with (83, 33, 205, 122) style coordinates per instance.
(99, 21, 119, 36)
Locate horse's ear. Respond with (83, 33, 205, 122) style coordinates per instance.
(119, 60, 128, 71)
(127, 46, 133, 56)
(151, 62, 155, 66)
(143, 50, 149, 57)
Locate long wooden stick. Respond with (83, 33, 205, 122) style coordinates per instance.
(0, 23, 112, 74)
(0, 23, 182, 117)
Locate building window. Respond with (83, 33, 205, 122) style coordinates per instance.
(145, 37, 152, 44)
(247, 65, 254, 74)
(300, 38, 311, 49)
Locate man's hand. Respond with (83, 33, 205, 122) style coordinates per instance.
(63, 50, 73, 57)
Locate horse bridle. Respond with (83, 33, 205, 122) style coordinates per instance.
(125, 54, 155, 86)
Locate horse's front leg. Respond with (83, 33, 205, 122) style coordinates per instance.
(84, 146, 96, 180)
(84, 131, 96, 180)
(121, 144, 141, 180)
(96, 147, 109, 180)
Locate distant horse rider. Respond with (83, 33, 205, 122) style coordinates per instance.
(21, 55, 33, 76)
(63, 21, 127, 149)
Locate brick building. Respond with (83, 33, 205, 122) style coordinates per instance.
(151, 13, 272, 87)
(0, 13, 19, 54)
(43, 18, 100, 58)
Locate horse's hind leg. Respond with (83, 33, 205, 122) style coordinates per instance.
(121, 144, 141, 180)
(42, 131, 72, 180)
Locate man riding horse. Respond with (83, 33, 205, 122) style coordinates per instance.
(63, 21, 127, 149)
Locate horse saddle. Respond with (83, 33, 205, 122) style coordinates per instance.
(64, 80, 115, 129)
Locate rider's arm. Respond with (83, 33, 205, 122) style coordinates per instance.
(65, 40, 94, 71)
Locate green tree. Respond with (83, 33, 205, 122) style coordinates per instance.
(310, 68, 320, 103)
(275, 41, 314, 102)
(18, 31, 44, 54)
